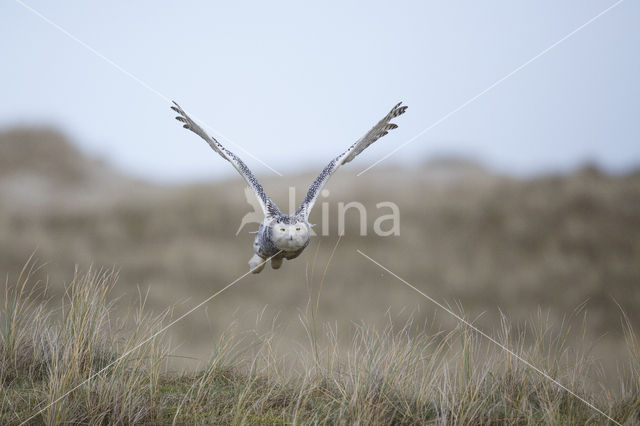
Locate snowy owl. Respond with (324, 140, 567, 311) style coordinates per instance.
(171, 101, 407, 273)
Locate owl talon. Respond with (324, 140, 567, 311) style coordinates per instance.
(271, 258, 283, 270)
(249, 254, 266, 274)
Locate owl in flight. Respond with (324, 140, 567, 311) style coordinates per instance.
(171, 101, 407, 273)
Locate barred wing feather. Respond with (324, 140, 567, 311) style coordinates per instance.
(296, 102, 407, 220)
(171, 102, 280, 217)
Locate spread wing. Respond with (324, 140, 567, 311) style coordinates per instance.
(171, 101, 280, 217)
(295, 102, 407, 220)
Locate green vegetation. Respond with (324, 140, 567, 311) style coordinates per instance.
(2, 262, 639, 425)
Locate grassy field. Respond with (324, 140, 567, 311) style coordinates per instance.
(2, 262, 639, 424)
(1, 127, 640, 423)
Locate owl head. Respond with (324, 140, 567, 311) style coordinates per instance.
(271, 218, 310, 250)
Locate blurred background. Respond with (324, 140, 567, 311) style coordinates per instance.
(1, 1, 639, 374)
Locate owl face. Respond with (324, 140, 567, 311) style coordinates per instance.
(271, 221, 310, 251)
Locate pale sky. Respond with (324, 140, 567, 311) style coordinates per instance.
(1, 1, 638, 182)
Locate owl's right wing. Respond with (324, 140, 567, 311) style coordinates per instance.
(296, 102, 407, 220)
(171, 102, 280, 217)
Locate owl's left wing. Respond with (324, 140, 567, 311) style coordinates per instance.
(295, 102, 407, 220)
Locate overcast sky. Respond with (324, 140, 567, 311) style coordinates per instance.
(1, 1, 638, 182)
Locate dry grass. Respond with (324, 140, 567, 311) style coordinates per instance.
(1, 260, 170, 425)
(2, 128, 640, 423)
(2, 128, 640, 374)
(1, 261, 639, 425)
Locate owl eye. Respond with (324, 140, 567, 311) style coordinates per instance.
(296, 227, 301, 231)
(280, 228, 285, 232)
